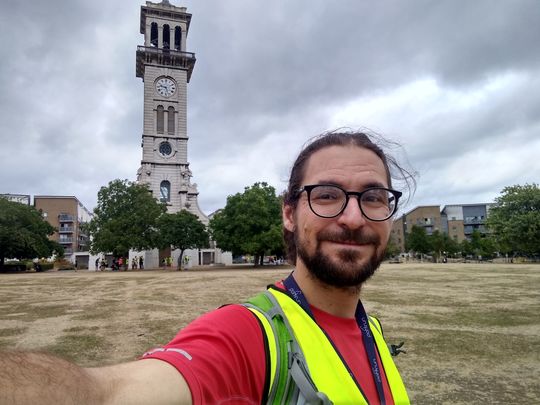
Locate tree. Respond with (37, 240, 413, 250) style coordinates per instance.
(384, 239, 400, 259)
(429, 230, 445, 261)
(405, 225, 432, 257)
(0, 198, 61, 266)
(209, 182, 283, 266)
(88, 179, 166, 256)
(429, 230, 459, 261)
(486, 183, 540, 256)
(157, 210, 209, 268)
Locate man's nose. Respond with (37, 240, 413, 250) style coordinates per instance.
(336, 196, 367, 229)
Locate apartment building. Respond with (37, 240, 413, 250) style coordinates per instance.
(441, 203, 493, 242)
(391, 203, 493, 253)
(34, 196, 92, 262)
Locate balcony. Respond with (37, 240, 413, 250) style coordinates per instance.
(464, 217, 485, 225)
(59, 227, 74, 233)
(415, 218, 434, 226)
(58, 214, 75, 222)
(59, 238, 73, 244)
(136, 46, 196, 81)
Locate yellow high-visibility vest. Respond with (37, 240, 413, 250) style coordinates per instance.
(244, 287, 409, 405)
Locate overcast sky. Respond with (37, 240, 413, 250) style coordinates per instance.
(1, 0, 539, 216)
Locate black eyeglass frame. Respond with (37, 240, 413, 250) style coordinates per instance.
(297, 184, 402, 221)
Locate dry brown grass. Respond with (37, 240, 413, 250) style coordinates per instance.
(0, 263, 539, 404)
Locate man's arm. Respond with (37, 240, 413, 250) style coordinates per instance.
(0, 351, 191, 405)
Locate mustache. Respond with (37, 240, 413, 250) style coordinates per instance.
(317, 229, 381, 245)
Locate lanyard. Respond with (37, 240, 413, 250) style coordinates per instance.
(283, 274, 386, 405)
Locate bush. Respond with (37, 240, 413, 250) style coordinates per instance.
(55, 258, 75, 271)
(0, 262, 28, 272)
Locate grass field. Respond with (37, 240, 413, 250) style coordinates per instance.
(0, 263, 539, 404)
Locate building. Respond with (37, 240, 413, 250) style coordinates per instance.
(390, 205, 442, 252)
(391, 203, 494, 253)
(441, 203, 493, 242)
(33, 196, 93, 266)
(0, 193, 31, 205)
(134, 0, 231, 268)
(390, 216, 406, 252)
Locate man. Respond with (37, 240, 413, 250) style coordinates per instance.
(1, 131, 413, 404)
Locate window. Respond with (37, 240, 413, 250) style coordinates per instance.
(157, 105, 164, 133)
(167, 106, 175, 134)
(159, 141, 172, 156)
(175, 26, 182, 50)
(150, 23, 158, 47)
(163, 24, 170, 49)
(160, 181, 171, 202)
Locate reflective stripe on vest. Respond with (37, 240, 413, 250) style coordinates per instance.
(246, 288, 410, 405)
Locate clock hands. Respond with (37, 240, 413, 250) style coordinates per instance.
(156, 79, 175, 96)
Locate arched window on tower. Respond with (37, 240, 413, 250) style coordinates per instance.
(150, 23, 158, 47)
(163, 24, 170, 49)
(157, 105, 164, 133)
(167, 106, 175, 135)
(160, 180, 171, 202)
(174, 26, 182, 51)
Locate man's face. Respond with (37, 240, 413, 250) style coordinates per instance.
(283, 145, 393, 289)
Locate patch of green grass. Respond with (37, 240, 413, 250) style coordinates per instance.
(45, 334, 108, 365)
(0, 304, 68, 321)
(411, 306, 539, 328)
(401, 328, 537, 359)
(71, 301, 121, 321)
(409, 367, 538, 404)
(0, 327, 27, 337)
(63, 326, 100, 333)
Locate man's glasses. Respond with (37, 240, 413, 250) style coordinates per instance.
(297, 184, 402, 221)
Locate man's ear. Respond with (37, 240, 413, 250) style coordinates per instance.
(282, 203, 296, 232)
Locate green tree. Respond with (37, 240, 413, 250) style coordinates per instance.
(157, 210, 209, 268)
(479, 235, 498, 259)
(426, 230, 459, 261)
(460, 230, 498, 260)
(0, 198, 61, 266)
(209, 182, 283, 266)
(442, 234, 460, 257)
(429, 230, 445, 261)
(486, 183, 540, 256)
(460, 238, 473, 258)
(88, 179, 166, 256)
(405, 225, 432, 256)
(384, 239, 400, 259)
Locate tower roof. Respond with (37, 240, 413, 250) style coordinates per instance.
(140, 1, 192, 35)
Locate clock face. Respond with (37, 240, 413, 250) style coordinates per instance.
(159, 141, 172, 156)
(155, 77, 176, 97)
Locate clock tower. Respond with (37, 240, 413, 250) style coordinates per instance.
(136, 0, 207, 223)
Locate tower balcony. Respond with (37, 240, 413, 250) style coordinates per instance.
(136, 46, 196, 82)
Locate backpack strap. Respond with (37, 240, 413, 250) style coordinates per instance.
(244, 291, 332, 405)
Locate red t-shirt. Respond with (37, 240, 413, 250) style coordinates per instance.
(142, 293, 395, 404)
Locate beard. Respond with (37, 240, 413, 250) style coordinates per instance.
(296, 227, 386, 290)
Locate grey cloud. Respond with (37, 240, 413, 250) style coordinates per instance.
(1, 0, 539, 212)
